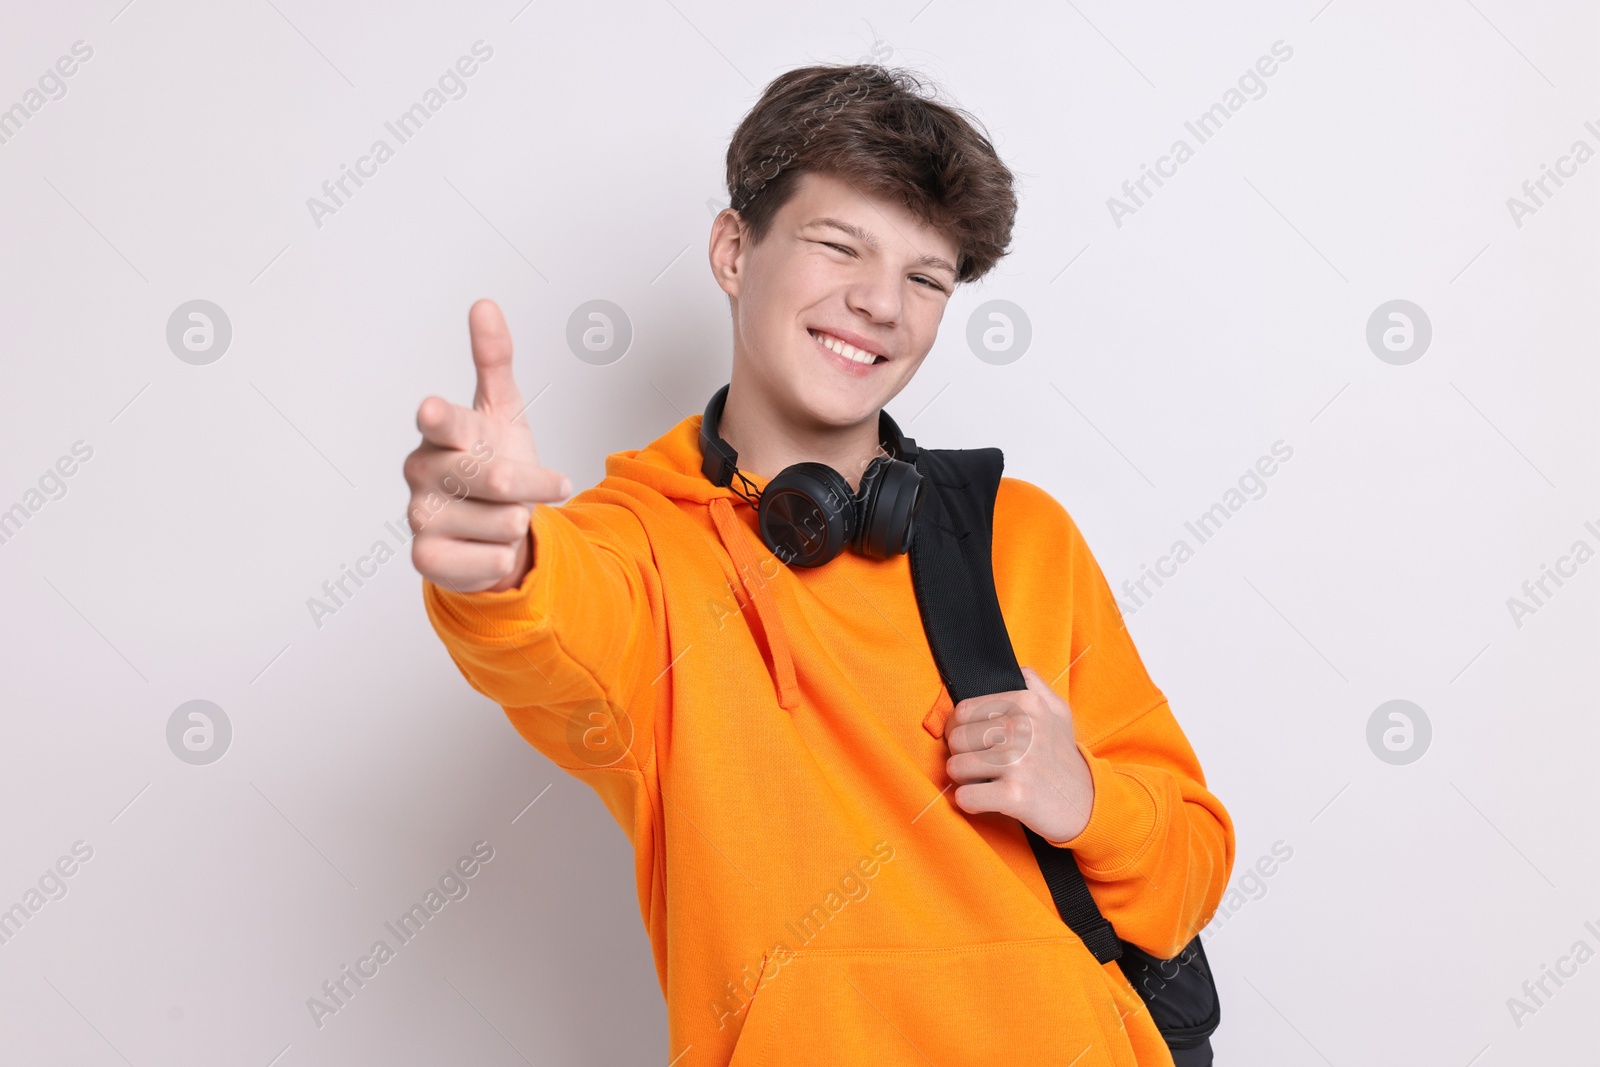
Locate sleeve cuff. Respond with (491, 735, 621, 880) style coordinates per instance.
(1044, 740, 1162, 875)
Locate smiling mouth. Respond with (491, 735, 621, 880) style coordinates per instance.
(808, 328, 886, 365)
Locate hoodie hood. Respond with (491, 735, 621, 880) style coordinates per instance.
(604, 413, 769, 504)
(607, 414, 800, 708)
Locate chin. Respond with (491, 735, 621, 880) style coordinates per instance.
(788, 332, 900, 424)
(810, 393, 881, 430)
(786, 365, 885, 428)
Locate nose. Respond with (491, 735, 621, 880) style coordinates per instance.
(845, 264, 902, 326)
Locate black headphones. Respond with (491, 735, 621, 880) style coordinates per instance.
(698, 383, 924, 568)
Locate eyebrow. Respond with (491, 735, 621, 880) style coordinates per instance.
(801, 216, 958, 278)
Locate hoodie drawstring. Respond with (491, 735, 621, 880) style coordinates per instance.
(707, 497, 801, 711)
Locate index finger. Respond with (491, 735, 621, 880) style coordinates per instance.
(417, 395, 486, 452)
(947, 692, 1022, 730)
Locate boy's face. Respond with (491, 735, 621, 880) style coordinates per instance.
(710, 170, 960, 429)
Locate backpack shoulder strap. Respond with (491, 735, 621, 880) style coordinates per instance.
(908, 447, 1123, 965)
(906, 447, 1026, 701)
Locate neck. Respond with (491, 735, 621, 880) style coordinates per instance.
(717, 368, 887, 493)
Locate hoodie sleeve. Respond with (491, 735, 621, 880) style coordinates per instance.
(995, 478, 1236, 961)
(421, 498, 664, 841)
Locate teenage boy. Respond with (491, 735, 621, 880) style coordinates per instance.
(406, 64, 1234, 1066)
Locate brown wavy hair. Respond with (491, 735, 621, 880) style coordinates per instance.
(725, 64, 1017, 284)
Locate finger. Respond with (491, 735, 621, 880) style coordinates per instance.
(946, 751, 1009, 784)
(945, 718, 1015, 756)
(469, 299, 526, 420)
(947, 693, 1023, 731)
(412, 533, 520, 592)
(951, 779, 1017, 818)
(408, 497, 531, 543)
(463, 454, 570, 504)
(416, 396, 485, 452)
(407, 443, 567, 506)
(403, 439, 484, 497)
(948, 719, 1032, 769)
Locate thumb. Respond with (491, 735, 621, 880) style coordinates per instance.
(1021, 666, 1069, 718)
(468, 298, 526, 420)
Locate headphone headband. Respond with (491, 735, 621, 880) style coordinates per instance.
(696, 383, 924, 567)
(698, 383, 918, 489)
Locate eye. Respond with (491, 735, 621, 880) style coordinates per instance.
(815, 239, 946, 292)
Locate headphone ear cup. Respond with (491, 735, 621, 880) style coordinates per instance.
(758, 463, 857, 568)
(856, 459, 924, 559)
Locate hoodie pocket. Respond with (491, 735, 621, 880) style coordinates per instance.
(726, 936, 1139, 1067)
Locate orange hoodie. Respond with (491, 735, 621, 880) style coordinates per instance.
(422, 413, 1235, 1067)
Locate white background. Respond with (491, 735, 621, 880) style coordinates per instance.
(1, 1, 1596, 1064)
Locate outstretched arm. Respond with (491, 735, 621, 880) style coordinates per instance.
(407, 300, 663, 829)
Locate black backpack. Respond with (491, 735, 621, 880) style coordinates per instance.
(903, 441, 1222, 1065)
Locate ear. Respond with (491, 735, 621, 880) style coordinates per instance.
(708, 208, 748, 299)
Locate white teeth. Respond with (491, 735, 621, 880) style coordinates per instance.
(811, 329, 878, 365)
